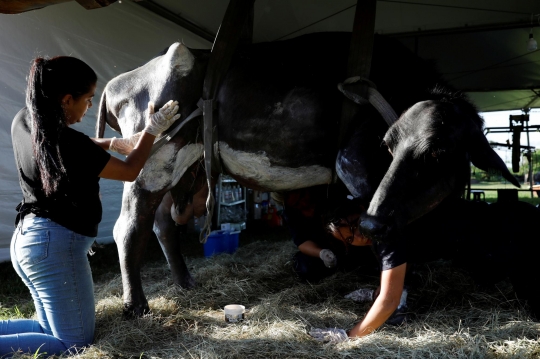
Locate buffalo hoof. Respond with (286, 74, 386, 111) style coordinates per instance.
(176, 273, 196, 290)
(123, 301, 150, 318)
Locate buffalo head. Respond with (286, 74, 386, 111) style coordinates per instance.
(359, 91, 519, 243)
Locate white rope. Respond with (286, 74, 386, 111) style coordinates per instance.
(199, 189, 214, 244)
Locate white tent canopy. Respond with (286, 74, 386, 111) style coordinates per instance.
(0, 1, 210, 261)
(137, 0, 540, 112)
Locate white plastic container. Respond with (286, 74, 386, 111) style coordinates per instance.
(224, 304, 245, 323)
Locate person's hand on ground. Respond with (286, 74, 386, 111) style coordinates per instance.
(344, 288, 375, 302)
(309, 328, 348, 343)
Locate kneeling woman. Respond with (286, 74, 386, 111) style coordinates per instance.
(1, 56, 179, 356)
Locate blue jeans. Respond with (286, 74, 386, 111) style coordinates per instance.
(0, 217, 95, 357)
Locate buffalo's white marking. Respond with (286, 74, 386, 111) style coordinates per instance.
(170, 143, 204, 187)
(138, 143, 204, 192)
(217, 142, 331, 190)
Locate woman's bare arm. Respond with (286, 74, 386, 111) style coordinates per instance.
(348, 262, 407, 338)
(95, 100, 179, 181)
(98, 131, 156, 182)
(298, 240, 323, 257)
(92, 138, 112, 150)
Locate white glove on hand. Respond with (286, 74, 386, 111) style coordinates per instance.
(109, 132, 143, 155)
(309, 328, 348, 343)
(319, 249, 337, 268)
(144, 100, 181, 136)
(344, 288, 375, 303)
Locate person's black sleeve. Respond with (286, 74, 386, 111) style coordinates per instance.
(371, 239, 407, 271)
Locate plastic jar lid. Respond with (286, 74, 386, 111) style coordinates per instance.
(224, 304, 245, 315)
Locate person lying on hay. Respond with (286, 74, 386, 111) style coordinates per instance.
(309, 195, 540, 342)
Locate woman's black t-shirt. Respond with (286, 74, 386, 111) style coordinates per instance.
(11, 108, 111, 237)
(371, 240, 407, 271)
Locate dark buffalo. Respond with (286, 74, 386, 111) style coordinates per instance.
(358, 93, 519, 242)
(96, 32, 517, 316)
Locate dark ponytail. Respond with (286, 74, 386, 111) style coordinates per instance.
(26, 56, 97, 196)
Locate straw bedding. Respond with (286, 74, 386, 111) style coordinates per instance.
(11, 237, 540, 359)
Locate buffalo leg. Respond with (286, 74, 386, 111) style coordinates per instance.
(154, 192, 196, 289)
(114, 181, 168, 317)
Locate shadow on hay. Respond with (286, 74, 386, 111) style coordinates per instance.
(84, 233, 540, 359)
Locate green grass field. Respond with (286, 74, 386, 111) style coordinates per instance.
(470, 181, 540, 205)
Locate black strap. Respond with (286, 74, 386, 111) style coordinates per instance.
(14, 201, 24, 227)
(148, 106, 203, 157)
(337, 0, 377, 151)
(201, 0, 255, 177)
(198, 0, 255, 240)
(14, 201, 42, 227)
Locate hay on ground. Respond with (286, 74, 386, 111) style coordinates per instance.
(10, 237, 540, 359)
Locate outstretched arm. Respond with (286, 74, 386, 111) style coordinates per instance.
(92, 137, 113, 150)
(96, 100, 180, 182)
(98, 131, 158, 181)
(298, 240, 322, 257)
(92, 132, 142, 155)
(348, 262, 406, 338)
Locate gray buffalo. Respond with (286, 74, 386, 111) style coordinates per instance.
(96, 32, 518, 316)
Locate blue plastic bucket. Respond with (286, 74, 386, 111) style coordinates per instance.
(203, 230, 228, 257)
(227, 231, 240, 254)
(203, 230, 241, 257)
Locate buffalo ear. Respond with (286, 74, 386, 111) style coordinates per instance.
(469, 128, 520, 187)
